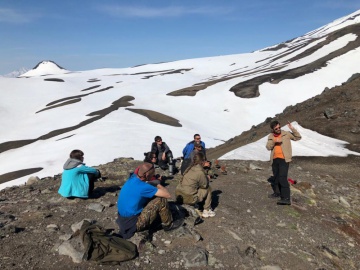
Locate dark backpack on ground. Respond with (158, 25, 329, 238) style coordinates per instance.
(80, 221, 137, 265)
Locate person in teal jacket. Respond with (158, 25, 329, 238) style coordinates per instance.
(58, 149, 100, 198)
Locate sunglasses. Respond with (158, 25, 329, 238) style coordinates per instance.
(140, 165, 155, 178)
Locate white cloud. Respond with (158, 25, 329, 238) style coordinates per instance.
(97, 5, 233, 18)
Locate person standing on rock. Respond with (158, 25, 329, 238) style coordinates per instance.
(58, 149, 100, 199)
(266, 120, 302, 205)
(175, 152, 216, 218)
(117, 162, 183, 239)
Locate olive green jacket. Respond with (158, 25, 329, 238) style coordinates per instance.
(175, 164, 208, 204)
(266, 128, 301, 164)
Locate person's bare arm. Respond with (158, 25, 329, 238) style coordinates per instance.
(154, 184, 171, 199)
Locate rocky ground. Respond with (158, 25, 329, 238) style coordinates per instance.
(1, 74, 359, 269)
(1, 154, 359, 270)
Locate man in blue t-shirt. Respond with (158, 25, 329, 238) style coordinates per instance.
(117, 163, 183, 239)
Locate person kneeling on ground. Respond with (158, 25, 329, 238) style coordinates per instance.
(175, 152, 215, 218)
(117, 163, 183, 239)
(58, 149, 100, 199)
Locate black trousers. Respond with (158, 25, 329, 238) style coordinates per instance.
(157, 151, 173, 170)
(87, 173, 97, 196)
(272, 158, 290, 200)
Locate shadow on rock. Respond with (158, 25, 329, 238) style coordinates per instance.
(90, 185, 120, 199)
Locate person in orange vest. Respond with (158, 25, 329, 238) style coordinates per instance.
(266, 120, 301, 205)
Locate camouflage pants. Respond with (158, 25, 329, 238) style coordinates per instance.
(136, 197, 173, 231)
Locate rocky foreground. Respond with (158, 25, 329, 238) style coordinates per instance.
(0, 156, 359, 270)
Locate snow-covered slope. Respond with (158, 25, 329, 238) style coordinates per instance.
(219, 122, 360, 161)
(1, 10, 360, 189)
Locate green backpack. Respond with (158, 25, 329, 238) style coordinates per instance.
(80, 221, 137, 265)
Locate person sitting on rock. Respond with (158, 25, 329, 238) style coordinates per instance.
(132, 152, 162, 186)
(175, 152, 216, 218)
(182, 133, 206, 160)
(143, 151, 157, 164)
(151, 136, 175, 173)
(58, 149, 100, 199)
(117, 162, 183, 239)
(181, 141, 209, 175)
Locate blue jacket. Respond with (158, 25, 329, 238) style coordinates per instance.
(182, 141, 206, 159)
(58, 158, 99, 198)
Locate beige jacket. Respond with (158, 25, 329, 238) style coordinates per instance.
(266, 128, 301, 164)
(175, 164, 208, 204)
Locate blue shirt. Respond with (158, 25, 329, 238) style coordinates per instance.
(117, 174, 157, 217)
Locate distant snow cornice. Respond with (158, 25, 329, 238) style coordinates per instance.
(20, 60, 69, 77)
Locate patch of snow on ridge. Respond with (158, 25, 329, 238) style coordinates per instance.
(20, 60, 69, 77)
(1, 67, 29, 78)
(219, 122, 360, 161)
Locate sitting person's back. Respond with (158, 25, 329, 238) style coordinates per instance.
(132, 152, 161, 185)
(176, 152, 215, 218)
(117, 163, 183, 239)
(58, 149, 100, 198)
(181, 141, 206, 175)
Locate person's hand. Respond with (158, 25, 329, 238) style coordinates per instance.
(162, 153, 166, 160)
(287, 121, 293, 130)
(203, 161, 210, 167)
(274, 136, 282, 145)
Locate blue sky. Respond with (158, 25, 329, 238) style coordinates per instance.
(1, 0, 360, 74)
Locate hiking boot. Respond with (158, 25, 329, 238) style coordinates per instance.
(277, 199, 291, 205)
(268, 192, 280, 199)
(202, 209, 216, 218)
(163, 219, 184, 232)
